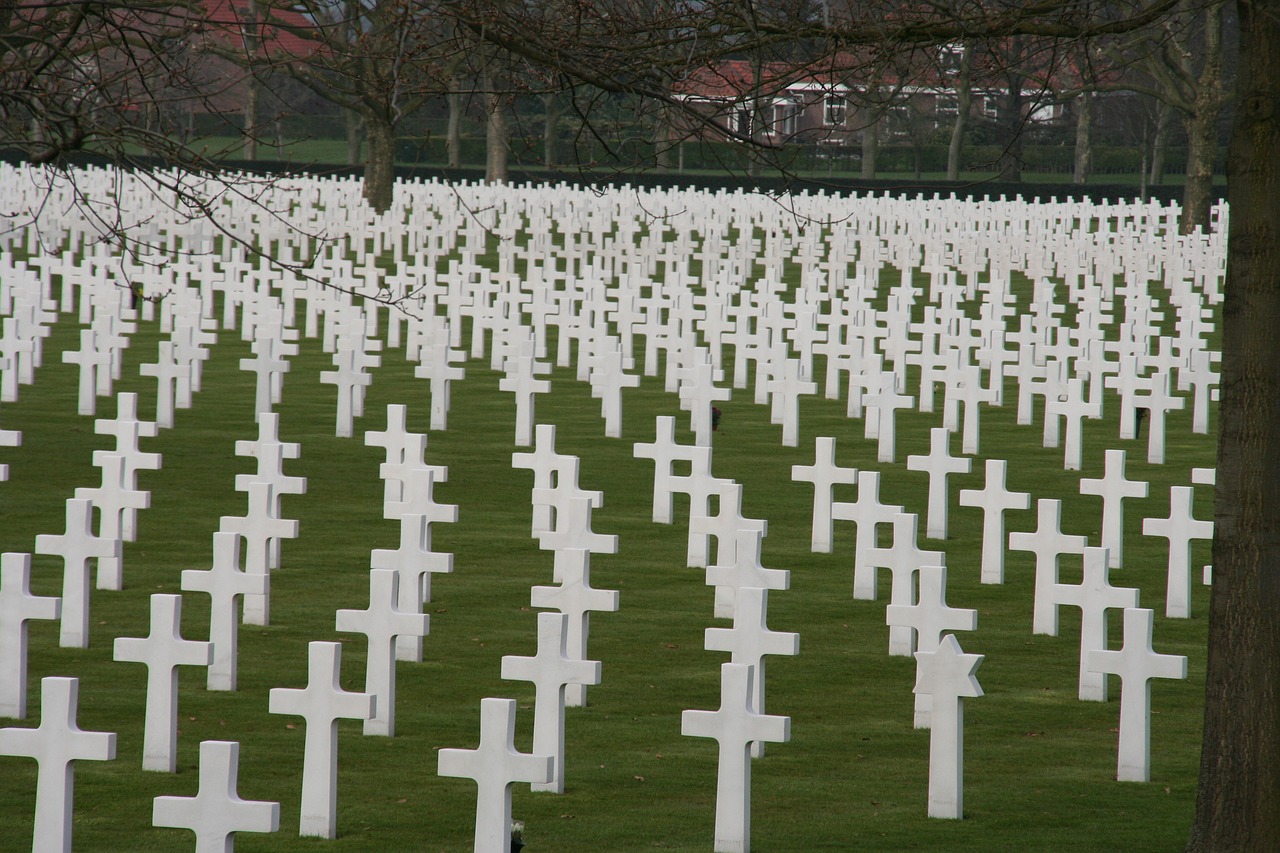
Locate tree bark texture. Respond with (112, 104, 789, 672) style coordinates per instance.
(861, 118, 878, 179)
(947, 44, 974, 183)
(1188, 0, 1280, 849)
(1073, 92, 1093, 184)
(1181, 2, 1226, 234)
(363, 116, 394, 213)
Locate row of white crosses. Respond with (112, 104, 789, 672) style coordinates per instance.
(434, 422, 623, 853)
(633, 415, 797, 851)
(791, 432, 1199, 791)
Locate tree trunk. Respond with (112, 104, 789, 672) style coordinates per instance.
(861, 116, 878, 179)
(947, 43, 974, 182)
(1180, 1, 1225, 234)
(485, 78, 510, 184)
(1073, 91, 1093, 184)
(655, 102, 675, 172)
(363, 115, 395, 213)
(544, 92, 563, 168)
(1186, 1, 1280, 849)
(244, 78, 259, 162)
(242, 0, 259, 161)
(446, 78, 463, 169)
(998, 87, 1024, 182)
(1182, 107, 1219, 233)
(346, 110, 364, 166)
(1150, 99, 1173, 185)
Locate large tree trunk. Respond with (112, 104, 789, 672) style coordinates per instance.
(861, 116, 878, 179)
(655, 102, 675, 172)
(363, 115, 395, 213)
(1186, 1, 1280, 849)
(1150, 99, 1173, 185)
(998, 86, 1025, 182)
(345, 109, 364, 166)
(1180, 1, 1225, 234)
(242, 0, 259, 161)
(446, 78, 463, 168)
(947, 43, 974, 182)
(485, 77, 510, 184)
(1073, 91, 1093, 184)
(543, 92, 563, 168)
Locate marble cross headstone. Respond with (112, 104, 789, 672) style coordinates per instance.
(681, 662, 791, 853)
(1142, 486, 1213, 618)
(33, 497, 121, 648)
(1078, 449, 1149, 569)
(112, 594, 213, 772)
(530, 548, 619, 708)
(0, 676, 116, 853)
(498, 356, 552, 446)
(887, 565, 978, 727)
(865, 513, 945, 655)
(906, 427, 972, 540)
(957, 459, 1030, 584)
(832, 470, 903, 601)
(913, 635, 983, 819)
(790, 436, 858, 553)
(334, 569, 429, 736)
(74, 451, 149, 590)
(705, 528, 790, 621)
(371, 511, 454, 661)
(1048, 546, 1141, 701)
(500, 612, 601, 793)
(703, 587, 799, 758)
(152, 739, 280, 852)
(0, 553, 60, 718)
(219, 481, 298, 626)
(1086, 607, 1188, 782)
(633, 416, 703, 524)
(180, 532, 268, 691)
(437, 698, 553, 853)
(268, 641, 375, 838)
(1007, 499, 1088, 635)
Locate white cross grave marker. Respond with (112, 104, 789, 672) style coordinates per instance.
(1048, 546, 1141, 701)
(791, 436, 858, 553)
(0, 677, 116, 853)
(437, 698, 553, 853)
(704, 587, 799, 758)
(530, 548, 619, 708)
(887, 565, 978, 727)
(112, 594, 213, 772)
(1008, 499, 1089, 635)
(181, 532, 267, 691)
(500, 612, 601, 793)
(152, 739, 280, 852)
(268, 641, 375, 838)
(682, 662, 791, 853)
(1079, 449, 1149, 569)
(906, 427, 972, 540)
(958, 459, 1030, 584)
(0, 553, 60, 718)
(1086, 607, 1188, 782)
(1142, 485, 1214, 618)
(334, 569, 429, 736)
(33, 497, 120, 648)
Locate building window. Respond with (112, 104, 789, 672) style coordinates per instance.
(734, 107, 752, 136)
(936, 94, 958, 116)
(824, 95, 846, 127)
(772, 100, 800, 137)
(982, 96, 1000, 118)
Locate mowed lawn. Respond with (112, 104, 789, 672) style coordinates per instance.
(0, 216, 1214, 851)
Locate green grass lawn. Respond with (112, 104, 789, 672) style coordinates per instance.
(0, 209, 1214, 852)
